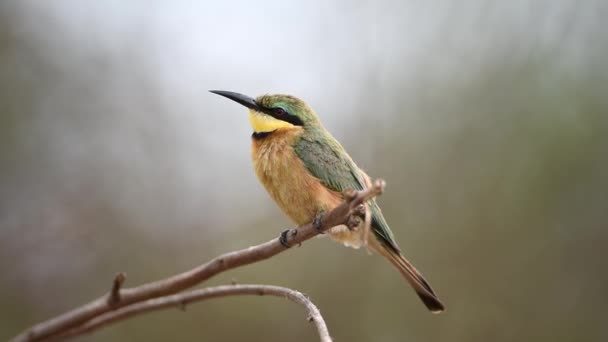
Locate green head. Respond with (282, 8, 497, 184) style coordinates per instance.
(210, 90, 321, 134)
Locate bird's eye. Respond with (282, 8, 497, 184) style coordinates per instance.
(274, 108, 286, 116)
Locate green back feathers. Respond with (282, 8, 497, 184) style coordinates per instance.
(294, 129, 400, 253)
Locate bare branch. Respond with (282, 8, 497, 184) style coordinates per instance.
(56, 284, 332, 342)
(12, 180, 385, 342)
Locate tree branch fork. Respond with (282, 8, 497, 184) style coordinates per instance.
(12, 180, 386, 342)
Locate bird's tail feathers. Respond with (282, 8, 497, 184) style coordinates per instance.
(371, 240, 445, 313)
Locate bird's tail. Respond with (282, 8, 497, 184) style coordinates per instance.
(370, 239, 445, 313)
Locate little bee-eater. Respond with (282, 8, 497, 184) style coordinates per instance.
(211, 90, 444, 313)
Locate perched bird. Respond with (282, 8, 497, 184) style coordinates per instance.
(210, 90, 444, 313)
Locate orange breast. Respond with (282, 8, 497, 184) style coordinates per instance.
(251, 128, 342, 226)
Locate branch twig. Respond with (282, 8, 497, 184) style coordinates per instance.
(12, 180, 385, 342)
(108, 273, 126, 306)
(56, 284, 332, 342)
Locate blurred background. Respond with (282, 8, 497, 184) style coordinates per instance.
(1, 1, 607, 341)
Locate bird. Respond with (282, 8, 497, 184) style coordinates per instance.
(210, 90, 444, 313)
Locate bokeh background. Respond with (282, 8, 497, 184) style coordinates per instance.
(2, 1, 607, 341)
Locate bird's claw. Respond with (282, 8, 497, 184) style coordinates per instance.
(279, 229, 292, 248)
(344, 204, 366, 231)
(353, 204, 366, 218)
(313, 211, 326, 233)
(346, 215, 361, 230)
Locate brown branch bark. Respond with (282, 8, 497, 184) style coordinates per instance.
(12, 179, 385, 342)
(55, 284, 332, 342)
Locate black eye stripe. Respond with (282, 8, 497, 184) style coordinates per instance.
(264, 107, 304, 126)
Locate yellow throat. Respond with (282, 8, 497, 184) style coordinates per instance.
(248, 109, 295, 133)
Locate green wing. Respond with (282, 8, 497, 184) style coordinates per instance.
(293, 133, 400, 252)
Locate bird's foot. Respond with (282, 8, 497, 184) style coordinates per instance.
(279, 229, 293, 248)
(353, 204, 366, 218)
(346, 215, 361, 230)
(345, 204, 366, 230)
(313, 211, 326, 233)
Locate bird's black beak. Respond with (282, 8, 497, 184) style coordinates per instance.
(209, 90, 263, 112)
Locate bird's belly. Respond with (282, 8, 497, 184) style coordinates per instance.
(253, 144, 340, 225)
(252, 134, 365, 248)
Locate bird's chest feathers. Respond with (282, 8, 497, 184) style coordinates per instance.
(251, 130, 341, 225)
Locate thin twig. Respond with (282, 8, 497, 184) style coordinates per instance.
(55, 284, 332, 342)
(12, 180, 385, 342)
(108, 273, 126, 306)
